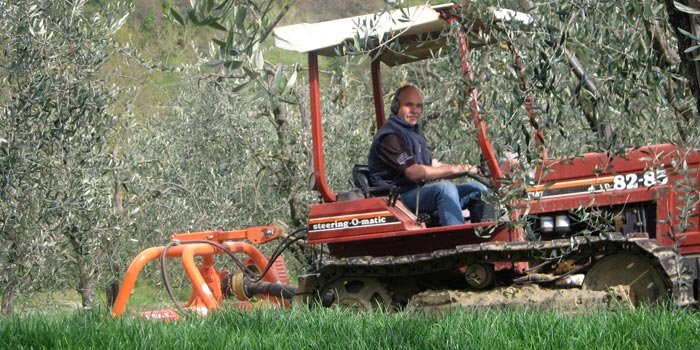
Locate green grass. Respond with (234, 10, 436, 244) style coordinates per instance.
(1, 306, 699, 350)
(12, 290, 84, 314)
(10, 280, 194, 316)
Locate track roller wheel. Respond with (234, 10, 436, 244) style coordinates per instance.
(323, 277, 392, 310)
(583, 253, 668, 305)
(465, 263, 495, 289)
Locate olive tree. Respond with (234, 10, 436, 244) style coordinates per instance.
(160, 0, 315, 228)
(0, 0, 129, 314)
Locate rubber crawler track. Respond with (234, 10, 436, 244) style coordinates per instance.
(300, 232, 695, 307)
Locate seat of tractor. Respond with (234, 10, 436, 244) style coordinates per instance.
(349, 164, 477, 227)
(351, 164, 394, 198)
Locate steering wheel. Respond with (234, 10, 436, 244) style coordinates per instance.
(466, 153, 494, 190)
(464, 171, 494, 190)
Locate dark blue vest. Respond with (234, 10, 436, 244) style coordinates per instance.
(367, 115, 432, 190)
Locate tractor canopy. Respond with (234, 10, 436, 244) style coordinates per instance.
(273, 3, 532, 66)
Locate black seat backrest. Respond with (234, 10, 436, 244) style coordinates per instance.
(352, 164, 392, 198)
(352, 165, 371, 194)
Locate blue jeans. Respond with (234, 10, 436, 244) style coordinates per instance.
(400, 181, 488, 226)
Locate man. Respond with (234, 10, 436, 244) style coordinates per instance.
(367, 85, 488, 226)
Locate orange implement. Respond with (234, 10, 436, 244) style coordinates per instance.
(111, 226, 288, 318)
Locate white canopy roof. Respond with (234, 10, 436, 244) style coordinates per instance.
(273, 3, 532, 66)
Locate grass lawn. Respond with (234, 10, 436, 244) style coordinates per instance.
(1, 305, 699, 350)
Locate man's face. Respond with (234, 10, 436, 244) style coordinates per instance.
(396, 87, 423, 125)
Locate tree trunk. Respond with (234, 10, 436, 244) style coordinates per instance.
(293, 86, 313, 228)
(664, 0, 700, 115)
(563, 48, 611, 146)
(105, 282, 120, 309)
(272, 101, 303, 227)
(69, 232, 99, 309)
(1, 288, 14, 317)
(106, 142, 123, 309)
(78, 262, 98, 309)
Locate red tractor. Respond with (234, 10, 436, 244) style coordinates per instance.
(112, 3, 698, 319)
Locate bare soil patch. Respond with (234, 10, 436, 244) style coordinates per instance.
(408, 284, 633, 313)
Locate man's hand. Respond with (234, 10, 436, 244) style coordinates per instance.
(405, 161, 479, 182)
(452, 164, 479, 175)
(446, 164, 479, 179)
